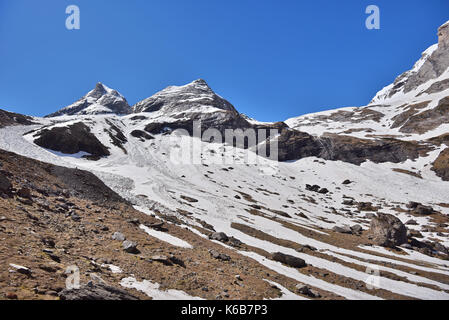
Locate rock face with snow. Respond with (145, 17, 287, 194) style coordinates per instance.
(372, 21, 449, 104)
(46, 82, 131, 117)
(33, 122, 110, 159)
(133, 79, 238, 115)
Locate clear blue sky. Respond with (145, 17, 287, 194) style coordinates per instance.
(0, 0, 448, 121)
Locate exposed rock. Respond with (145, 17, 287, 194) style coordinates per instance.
(0, 172, 12, 196)
(9, 263, 32, 276)
(59, 283, 138, 300)
(122, 240, 139, 254)
(350, 224, 363, 234)
(369, 213, 407, 248)
(208, 249, 231, 261)
(33, 122, 110, 159)
(210, 232, 229, 242)
(333, 225, 353, 234)
(17, 187, 32, 199)
(295, 284, 321, 298)
(112, 232, 125, 241)
(130, 130, 154, 141)
(405, 219, 418, 225)
(271, 252, 306, 268)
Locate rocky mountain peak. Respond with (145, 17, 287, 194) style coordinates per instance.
(371, 20, 449, 104)
(132, 79, 238, 115)
(46, 82, 131, 118)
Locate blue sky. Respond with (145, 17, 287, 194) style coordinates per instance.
(0, 0, 448, 121)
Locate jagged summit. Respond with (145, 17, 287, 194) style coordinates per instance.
(371, 20, 449, 104)
(132, 79, 238, 115)
(46, 82, 131, 117)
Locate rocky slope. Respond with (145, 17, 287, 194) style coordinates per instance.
(1, 21, 449, 300)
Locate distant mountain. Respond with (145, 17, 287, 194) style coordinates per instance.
(46, 82, 131, 117)
(132, 79, 238, 115)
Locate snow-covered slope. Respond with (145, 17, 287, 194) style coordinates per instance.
(46, 82, 131, 117)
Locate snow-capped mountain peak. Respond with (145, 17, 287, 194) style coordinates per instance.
(132, 79, 238, 116)
(46, 82, 131, 117)
(371, 20, 449, 105)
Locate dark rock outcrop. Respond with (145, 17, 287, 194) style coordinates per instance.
(271, 252, 306, 268)
(33, 122, 110, 159)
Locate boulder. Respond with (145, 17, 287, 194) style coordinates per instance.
(271, 252, 306, 268)
(369, 213, 407, 248)
(208, 249, 231, 261)
(350, 224, 363, 234)
(112, 232, 126, 241)
(122, 240, 139, 254)
(210, 232, 229, 242)
(0, 173, 12, 196)
(333, 225, 353, 234)
(295, 284, 321, 298)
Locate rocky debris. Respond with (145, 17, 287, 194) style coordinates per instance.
(180, 195, 199, 203)
(350, 224, 363, 234)
(305, 184, 320, 192)
(295, 284, 321, 298)
(59, 283, 138, 300)
(208, 232, 242, 248)
(9, 263, 32, 276)
(271, 252, 306, 268)
(41, 237, 56, 248)
(112, 232, 126, 241)
(333, 225, 353, 234)
(149, 255, 185, 267)
(33, 122, 110, 159)
(5, 292, 18, 299)
(208, 249, 231, 261)
(407, 202, 435, 215)
(407, 229, 423, 238)
(46, 82, 131, 117)
(147, 222, 164, 230)
(405, 219, 418, 225)
(210, 232, 229, 242)
(0, 172, 12, 196)
(369, 213, 407, 248)
(357, 202, 377, 211)
(122, 240, 139, 254)
(317, 188, 329, 194)
(432, 147, 449, 181)
(17, 187, 32, 199)
(295, 244, 317, 253)
(127, 218, 140, 225)
(342, 179, 352, 185)
(130, 130, 154, 141)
